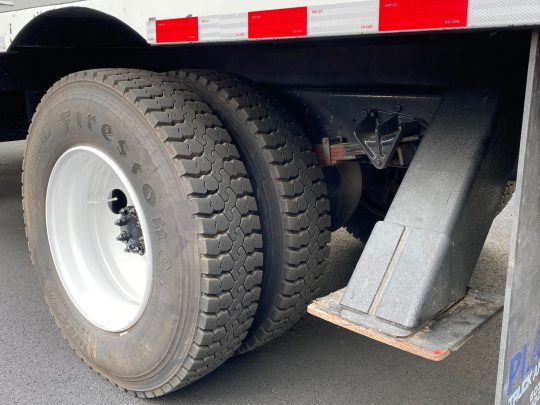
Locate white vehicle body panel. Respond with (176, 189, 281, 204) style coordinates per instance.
(0, 0, 539, 52)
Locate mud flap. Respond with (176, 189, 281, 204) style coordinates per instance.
(496, 31, 540, 405)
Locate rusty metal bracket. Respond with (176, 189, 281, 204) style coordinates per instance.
(315, 140, 366, 166)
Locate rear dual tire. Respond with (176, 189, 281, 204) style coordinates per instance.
(23, 68, 331, 396)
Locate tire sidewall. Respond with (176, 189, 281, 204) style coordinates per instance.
(23, 81, 200, 390)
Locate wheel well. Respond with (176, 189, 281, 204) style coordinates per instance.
(0, 7, 148, 140)
(10, 7, 146, 50)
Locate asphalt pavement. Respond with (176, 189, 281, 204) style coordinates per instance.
(0, 140, 512, 404)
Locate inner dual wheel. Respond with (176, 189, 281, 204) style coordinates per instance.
(166, 70, 332, 352)
(22, 68, 330, 396)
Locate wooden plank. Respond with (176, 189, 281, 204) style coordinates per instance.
(308, 288, 503, 361)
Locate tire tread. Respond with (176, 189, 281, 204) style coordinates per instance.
(167, 70, 331, 352)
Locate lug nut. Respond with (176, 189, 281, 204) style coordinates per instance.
(114, 218, 128, 226)
(116, 231, 128, 242)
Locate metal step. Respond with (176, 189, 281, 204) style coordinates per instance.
(307, 288, 503, 361)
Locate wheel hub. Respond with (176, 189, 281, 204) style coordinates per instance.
(45, 146, 153, 332)
(115, 206, 145, 255)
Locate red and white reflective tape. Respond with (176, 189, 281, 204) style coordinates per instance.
(379, 0, 467, 32)
(146, 0, 540, 45)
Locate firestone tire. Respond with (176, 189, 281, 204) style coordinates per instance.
(22, 69, 263, 397)
(167, 70, 332, 353)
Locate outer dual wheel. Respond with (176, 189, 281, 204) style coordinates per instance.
(167, 71, 332, 352)
(23, 69, 263, 397)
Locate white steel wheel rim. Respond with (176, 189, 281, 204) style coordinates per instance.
(46, 146, 153, 332)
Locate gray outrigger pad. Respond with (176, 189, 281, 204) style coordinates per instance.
(308, 288, 503, 361)
(338, 40, 525, 338)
